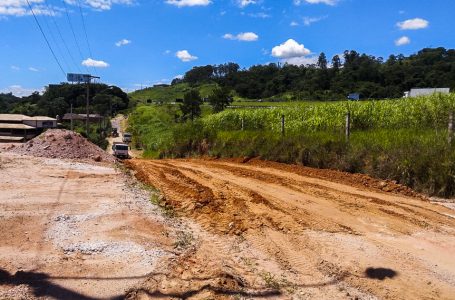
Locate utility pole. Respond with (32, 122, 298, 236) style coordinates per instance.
(66, 73, 100, 136)
(70, 102, 73, 131)
(86, 79, 90, 136)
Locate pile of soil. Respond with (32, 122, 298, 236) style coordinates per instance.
(10, 129, 115, 163)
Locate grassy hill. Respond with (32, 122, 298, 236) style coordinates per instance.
(129, 82, 219, 104)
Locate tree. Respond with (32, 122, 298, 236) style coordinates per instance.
(92, 94, 112, 116)
(184, 65, 214, 85)
(317, 52, 328, 69)
(208, 87, 233, 113)
(332, 55, 342, 71)
(180, 90, 202, 121)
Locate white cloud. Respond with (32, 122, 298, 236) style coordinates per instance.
(69, 0, 135, 11)
(272, 39, 310, 59)
(303, 15, 326, 26)
(247, 12, 270, 18)
(290, 21, 299, 26)
(82, 58, 110, 68)
(294, 0, 339, 6)
(176, 50, 198, 62)
(10, 65, 20, 71)
(165, 0, 211, 7)
(28, 67, 39, 72)
(237, 0, 256, 8)
(284, 56, 318, 66)
(0, 0, 57, 17)
(154, 78, 170, 85)
(115, 39, 131, 47)
(174, 74, 184, 79)
(223, 32, 259, 42)
(0, 85, 43, 97)
(395, 36, 410, 46)
(397, 18, 429, 30)
(271, 39, 315, 66)
(0, 0, 133, 16)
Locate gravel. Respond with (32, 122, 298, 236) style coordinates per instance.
(10, 129, 115, 163)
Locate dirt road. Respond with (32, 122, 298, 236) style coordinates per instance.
(127, 158, 455, 299)
(108, 115, 142, 158)
(0, 153, 184, 299)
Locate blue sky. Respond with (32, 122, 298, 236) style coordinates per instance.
(1, 0, 454, 96)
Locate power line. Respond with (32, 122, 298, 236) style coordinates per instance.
(44, 0, 82, 73)
(77, 0, 92, 58)
(26, 0, 66, 77)
(40, 4, 71, 72)
(41, 2, 71, 70)
(76, 0, 97, 76)
(62, 0, 90, 73)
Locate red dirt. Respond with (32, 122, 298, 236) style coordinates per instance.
(126, 157, 455, 300)
(10, 129, 115, 163)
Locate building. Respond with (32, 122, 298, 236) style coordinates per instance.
(0, 114, 57, 142)
(404, 88, 450, 98)
(62, 113, 103, 122)
(347, 93, 360, 101)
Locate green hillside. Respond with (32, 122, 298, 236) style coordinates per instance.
(129, 83, 218, 104)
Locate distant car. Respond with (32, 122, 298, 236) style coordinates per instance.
(112, 142, 129, 159)
(347, 93, 360, 101)
(111, 128, 119, 137)
(123, 132, 132, 143)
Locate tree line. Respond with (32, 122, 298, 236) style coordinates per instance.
(174, 47, 455, 101)
(0, 83, 129, 118)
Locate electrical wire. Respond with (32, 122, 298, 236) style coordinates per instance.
(62, 0, 90, 74)
(44, 0, 82, 73)
(40, 5, 72, 72)
(77, 0, 92, 58)
(76, 0, 97, 76)
(26, 0, 66, 77)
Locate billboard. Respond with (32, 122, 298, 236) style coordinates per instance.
(67, 73, 91, 83)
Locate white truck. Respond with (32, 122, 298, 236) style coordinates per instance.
(123, 132, 132, 143)
(112, 142, 129, 159)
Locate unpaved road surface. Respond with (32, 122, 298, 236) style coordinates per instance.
(108, 115, 142, 158)
(127, 158, 455, 299)
(0, 153, 184, 299)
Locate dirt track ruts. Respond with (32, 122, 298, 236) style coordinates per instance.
(126, 157, 455, 299)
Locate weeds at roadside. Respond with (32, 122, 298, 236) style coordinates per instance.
(173, 231, 194, 250)
(258, 271, 297, 294)
(115, 162, 132, 176)
(280, 277, 297, 294)
(260, 272, 281, 289)
(162, 205, 176, 218)
(240, 257, 258, 272)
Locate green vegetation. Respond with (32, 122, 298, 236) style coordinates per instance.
(128, 94, 455, 197)
(204, 94, 455, 132)
(129, 82, 218, 104)
(147, 47, 455, 101)
(208, 86, 233, 112)
(0, 83, 128, 148)
(181, 90, 203, 121)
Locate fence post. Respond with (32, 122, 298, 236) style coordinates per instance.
(345, 112, 351, 141)
(241, 117, 244, 131)
(281, 115, 285, 136)
(449, 111, 454, 145)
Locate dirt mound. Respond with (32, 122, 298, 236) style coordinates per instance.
(10, 129, 115, 163)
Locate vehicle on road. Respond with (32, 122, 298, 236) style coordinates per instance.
(111, 128, 119, 137)
(123, 132, 132, 143)
(112, 142, 129, 159)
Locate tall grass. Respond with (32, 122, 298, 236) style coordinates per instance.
(204, 94, 455, 132)
(128, 94, 455, 197)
